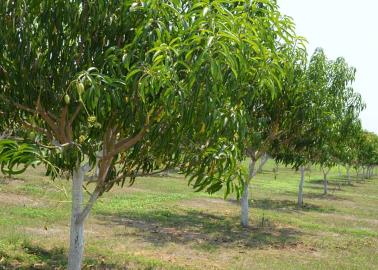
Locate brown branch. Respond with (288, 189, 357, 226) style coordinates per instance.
(35, 96, 69, 143)
(47, 112, 59, 122)
(68, 103, 82, 126)
(108, 126, 147, 157)
(59, 105, 68, 142)
(104, 167, 172, 188)
(0, 94, 36, 114)
(22, 121, 54, 141)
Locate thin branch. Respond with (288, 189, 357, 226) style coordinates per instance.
(59, 105, 68, 142)
(68, 103, 82, 126)
(103, 167, 173, 187)
(0, 94, 36, 114)
(76, 190, 100, 225)
(22, 121, 54, 142)
(47, 112, 59, 122)
(36, 96, 62, 141)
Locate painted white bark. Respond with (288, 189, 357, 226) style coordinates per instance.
(347, 166, 351, 185)
(241, 160, 255, 228)
(322, 168, 330, 195)
(240, 153, 269, 227)
(68, 167, 85, 270)
(257, 153, 268, 173)
(297, 166, 305, 208)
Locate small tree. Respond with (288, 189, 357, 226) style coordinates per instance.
(272, 49, 364, 205)
(238, 42, 308, 227)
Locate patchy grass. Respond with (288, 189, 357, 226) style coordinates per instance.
(0, 162, 377, 269)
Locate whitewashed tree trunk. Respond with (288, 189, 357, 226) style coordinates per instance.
(322, 168, 330, 195)
(297, 166, 305, 208)
(257, 153, 268, 173)
(338, 165, 342, 177)
(240, 153, 269, 227)
(347, 165, 351, 185)
(68, 167, 85, 270)
(241, 160, 255, 228)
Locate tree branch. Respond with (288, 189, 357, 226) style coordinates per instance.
(68, 103, 82, 126)
(107, 126, 147, 158)
(22, 121, 54, 141)
(76, 189, 100, 225)
(0, 94, 36, 114)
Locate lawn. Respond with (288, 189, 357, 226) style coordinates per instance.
(0, 161, 377, 269)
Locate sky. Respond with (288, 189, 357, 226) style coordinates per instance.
(278, 0, 378, 134)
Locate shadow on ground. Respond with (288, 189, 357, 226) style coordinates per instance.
(282, 190, 345, 204)
(0, 243, 121, 270)
(96, 209, 302, 250)
(251, 198, 328, 212)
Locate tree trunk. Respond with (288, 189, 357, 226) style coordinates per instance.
(240, 160, 255, 228)
(338, 165, 342, 177)
(257, 153, 268, 173)
(322, 168, 329, 195)
(347, 166, 351, 185)
(68, 167, 85, 270)
(298, 166, 305, 208)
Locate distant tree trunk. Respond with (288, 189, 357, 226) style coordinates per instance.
(338, 165, 342, 177)
(370, 166, 373, 178)
(322, 167, 330, 195)
(241, 160, 255, 228)
(346, 165, 351, 185)
(68, 167, 85, 270)
(297, 166, 305, 208)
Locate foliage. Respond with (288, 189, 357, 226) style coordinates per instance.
(272, 49, 364, 169)
(0, 139, 57, 176)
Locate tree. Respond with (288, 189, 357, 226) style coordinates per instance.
(272, 48, 364, 206)
(238, 42, 307, 227)
(0, 0, 295, 267)
(188, 0, 309, 228)
(356, 131, 378, 179)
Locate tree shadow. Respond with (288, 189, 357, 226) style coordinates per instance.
(251, 198, 327, 212)
(96, 209, 302, 250)
(0, 243, 121, 270)
(282, 190, 346, 203)
(22, 244, 66, 270)
(0, 176, 24, 185)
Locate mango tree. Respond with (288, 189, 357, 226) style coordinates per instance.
(356, 131, 378, 179)
(188, 0, 309, 228)
(272, 48, 364, 205)
(238, 42, 308, 227)
(0, 0, 298, 268)
(0, 1, 253, 268)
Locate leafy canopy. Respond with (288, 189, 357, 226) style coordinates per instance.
(0, 0, 299, 196)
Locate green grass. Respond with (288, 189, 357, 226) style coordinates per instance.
(0, 161, 377, 269)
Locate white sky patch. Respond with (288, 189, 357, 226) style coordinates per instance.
(278, 0, 378, 133)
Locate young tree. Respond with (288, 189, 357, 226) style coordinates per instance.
(238, 42, 308, 227)
(272, 48, 364, 205)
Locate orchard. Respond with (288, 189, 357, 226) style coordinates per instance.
(0, 1, 377, 269)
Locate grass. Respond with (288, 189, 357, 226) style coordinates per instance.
(0, 161, 377, 269)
